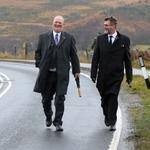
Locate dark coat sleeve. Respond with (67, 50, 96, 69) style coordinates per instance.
(90, 36, 100, 80)
(35, 35, 42, 68)
(123, 36, 133, 83)
(70, 35, 80, 75)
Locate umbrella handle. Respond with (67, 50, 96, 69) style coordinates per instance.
(77, 88, 82, 97)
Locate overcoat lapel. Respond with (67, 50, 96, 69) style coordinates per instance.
(112, 32, 121, 46)
(104, 34, 109, 45)
(58, 32, 66, 47)
(103, 34, 110, 49)
(47, 32, 55, 49)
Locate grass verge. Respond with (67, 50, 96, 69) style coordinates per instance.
(123, 75, 150, 150)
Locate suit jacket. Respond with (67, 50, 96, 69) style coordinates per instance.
(91, 32, 132, 95)
(34, 31, 80, 95)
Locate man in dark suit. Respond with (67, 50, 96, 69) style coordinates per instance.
(91, 16, 132, 131)
(34, 16, 80, 132)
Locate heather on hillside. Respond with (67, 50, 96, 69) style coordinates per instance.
(0, 0, 149, 53)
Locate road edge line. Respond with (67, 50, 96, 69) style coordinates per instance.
(80, 73, 122, 150)
(108, 107, 122, 150)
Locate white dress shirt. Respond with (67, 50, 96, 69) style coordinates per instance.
(49, 31, 61, 72)
(108, 31, 117, 44)
(53, 31, 61, 43)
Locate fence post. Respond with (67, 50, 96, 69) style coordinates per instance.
(137, 49, 150, 89)
(24, 42, 28, 59)
(14, 46, 17, 58)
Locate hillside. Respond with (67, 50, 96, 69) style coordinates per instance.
(0, 0, 150, 53)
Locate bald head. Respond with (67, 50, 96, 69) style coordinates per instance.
(52, 16, 64, 33)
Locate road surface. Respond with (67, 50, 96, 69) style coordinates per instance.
(0, 61, 118, 150)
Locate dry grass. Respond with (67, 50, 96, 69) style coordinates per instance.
(0, 0, 47, 9)
(0, 0, 149, 54)
(63, 5, 92, 11)
(93, 0, 140, 8)
(0, 50, 34, 59)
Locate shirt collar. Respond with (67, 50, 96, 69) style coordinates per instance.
(53, 31, 61, 37)
(108, 31, 117, 38)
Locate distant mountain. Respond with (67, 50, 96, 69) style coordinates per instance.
(0, 0, 149, 52)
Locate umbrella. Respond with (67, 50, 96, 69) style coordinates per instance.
(75, 76, 81, 97)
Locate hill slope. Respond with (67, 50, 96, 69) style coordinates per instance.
(0, 0, 149, 52)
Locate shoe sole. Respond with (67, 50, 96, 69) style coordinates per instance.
(109, 128, 116, 131)
(56, 128, 63, 132)
(46, 121, 52, 127)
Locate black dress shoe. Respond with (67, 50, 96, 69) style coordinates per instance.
(56, 125, 63, 132)
(105, 118, 110, 127)
(46, 118, 52, 127)
(109, 124, 116, 131)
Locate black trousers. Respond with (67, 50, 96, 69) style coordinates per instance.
(100, 93, 118, 126)
(41, 71, 65, 126)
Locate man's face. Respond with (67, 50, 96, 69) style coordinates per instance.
(104, 20, 115, 34)
(52, 16, 64, 33)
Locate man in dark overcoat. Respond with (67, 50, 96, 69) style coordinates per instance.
(34, 16, 80, 131)
(91, 16, 132, 131)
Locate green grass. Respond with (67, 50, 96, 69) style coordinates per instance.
(123, 76, 150, 150)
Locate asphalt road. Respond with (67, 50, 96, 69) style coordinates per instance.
(0, 62, 115, 150)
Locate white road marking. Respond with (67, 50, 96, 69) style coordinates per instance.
(80, 73, 122, 150)
(0, 76, 3, 90)
(108, 107, 122, 150)
(0, 72, 12, 98)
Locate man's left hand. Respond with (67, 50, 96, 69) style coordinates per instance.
(75, 73, 80, 79)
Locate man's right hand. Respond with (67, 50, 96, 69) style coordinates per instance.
(126, 79, 132, 85)
(35, 62, 39, 68)
(126, 79, 132, 88)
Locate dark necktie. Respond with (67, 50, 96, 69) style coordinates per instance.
(55, 34, 59, 45)
(109, 35, 113, 45)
